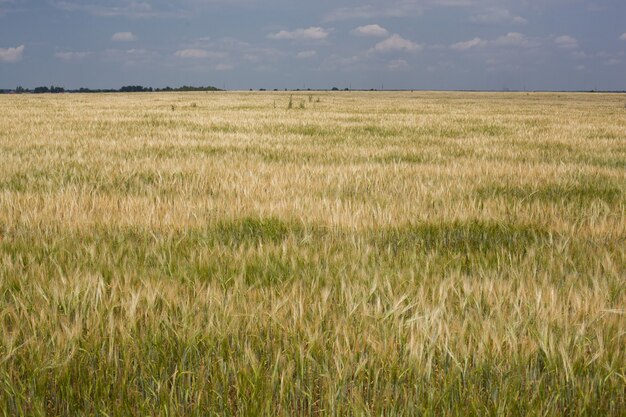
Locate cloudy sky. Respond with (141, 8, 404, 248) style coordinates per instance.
(1, 0, 625, 90)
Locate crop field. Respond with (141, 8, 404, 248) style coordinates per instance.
(0, 91, 625, 416)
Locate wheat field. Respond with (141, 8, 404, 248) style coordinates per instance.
(0, 91, 625, 416)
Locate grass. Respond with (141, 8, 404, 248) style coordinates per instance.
(0, 91, 625, 416)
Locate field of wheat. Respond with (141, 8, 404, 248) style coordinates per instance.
(0, 91, 625, 416)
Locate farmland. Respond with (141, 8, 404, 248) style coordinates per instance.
(0, 91, 625, 415)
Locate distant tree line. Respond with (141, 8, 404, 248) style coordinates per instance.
(0, 85, 223, 94)
(34, 86, 66, 94)
(158, 85, 222, 92)
(4, 86, 625, 95)
(120, 85, 153, 93)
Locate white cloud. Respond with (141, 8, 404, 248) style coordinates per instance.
(175, 48, 208, 58)
(174, 49, 225, 59)
(451, 37, 486, 50)
(492, 32, 537, 48)
(451, 33, 539, 51)
(112, 32, 137, 42)
(469, 8, 527, 25)
(620, 33, 626, 41)
(179, 36, 283, 70)
(0, 44, 24, 63)
(388, 59, 409, 70)
(268, 27, 329, 41)
(296, 50, 317, 59)
(371, 34, 422, 54)
(554, 35, 578, 49)
(55, 51, 92, 60)
(351, 24, 389, 37)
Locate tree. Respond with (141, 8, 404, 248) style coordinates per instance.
(120, 85, 151, 92)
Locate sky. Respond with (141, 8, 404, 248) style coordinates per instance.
(1, 0, 625, 90)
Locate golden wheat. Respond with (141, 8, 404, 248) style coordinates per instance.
(0, 91, 625, 416)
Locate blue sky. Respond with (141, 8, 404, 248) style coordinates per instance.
(1, 0, 625, 90)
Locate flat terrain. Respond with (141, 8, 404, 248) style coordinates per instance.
(0, 91, 625, 416)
